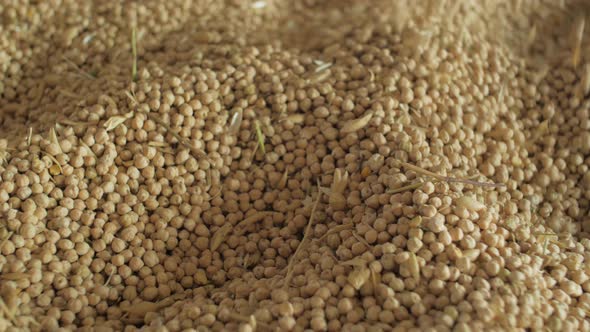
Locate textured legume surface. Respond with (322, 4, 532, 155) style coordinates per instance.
(1, 1, 590, 331)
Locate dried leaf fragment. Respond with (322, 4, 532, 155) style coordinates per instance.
(26, 127, 33, 146)
(531, 63, 550, 84)
(463, 249, 481, 261)
(0, 297, 15, 322)
(341, 258, 368, 268)
(148, 141, 168, 147)
(306, 69, 331, 84)
(243, 254, 252, 268)
(276, 168, 289, 189)
(530, 120, 549, 143)
(370, 262, 381, 289)
(526, 24, 537, 51)
(104, 270, 115, 286)
(398, 161, 504, 188)
(236, 211, 272, 229)
(313, 60, 333, 73)
(144, 111, 209, 161)
(49, 127, 62, 154)
(352, 231, 371, 249)
(497, 85, 505, 104)
(42, 152, 63, 175)
(572, 15, 586, 68)
(341, 112, 373, 134)
(59, 119, 94, 126)
(407, 252, 420, 281)
(123, 300, 168, 317)
(577, 63, 590, 98)
(254, 120, 266, 154)
(456, 196, 486, 211)
(319, 223, 353, 241)
(387, 181, 425, 194)
(211, 223, 232, 251)
(131, 27, 138, 81)
(62, 56, 96, 80)
(348, 267, 371, 290)
(329, 169, 348, 210)
(1, 273, 29, 280)
(124, 90, 138, 107)
(79, 140, 96, 158)
(104, 112, 134, 131)
(0, 149, 9, 166)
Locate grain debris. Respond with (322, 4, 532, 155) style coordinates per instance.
(340, 112, 373, 134)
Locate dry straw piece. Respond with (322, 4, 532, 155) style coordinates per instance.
(398, 161, 504, 188)
(571, 14, 585, 68)
(283, 181, 322, 289)
(131, 27, 138, 81)
(577, 63, 590, 98)
(276, 167, 289, 189)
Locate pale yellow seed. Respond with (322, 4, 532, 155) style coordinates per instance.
(284, 114, 305, 124)
(228, 109, 243, 134)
